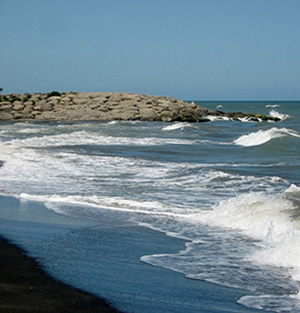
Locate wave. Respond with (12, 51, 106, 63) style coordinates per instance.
(206, 115, 230, 121)
(196, 188, 297, 240)
(238, 294, 300, 313)
(196, 184, 300, 311)
(1, 120, 299, 312)
(19, 193, 188, 218)
(233, 127, 300, 147)
(162, 122, 198, 131)
(266, 104, 280, 108)
(2, 130, 196, 148)
(269, 109, 290, 121)
(141, 184, 300, 312)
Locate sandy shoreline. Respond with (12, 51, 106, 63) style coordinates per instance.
(0, 193, 268, 313)
(0, 235, 120, 313)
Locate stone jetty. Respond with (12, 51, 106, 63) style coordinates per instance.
(0, 91, 280, 122)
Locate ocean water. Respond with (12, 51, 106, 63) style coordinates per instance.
(0, 101, 300, 312)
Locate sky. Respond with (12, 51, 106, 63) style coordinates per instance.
(1, 0, 300, 100)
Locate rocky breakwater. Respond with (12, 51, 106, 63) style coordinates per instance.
(0, 91, 280, 122)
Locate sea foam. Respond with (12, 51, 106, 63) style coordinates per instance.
(162, 122, 197, 131)
(266, 104, 280, 108)
(234, 127, 300, 147)
(269, 109, 290, 121)
(195, 185, 300, 312)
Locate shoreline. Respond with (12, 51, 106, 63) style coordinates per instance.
(0, 91, 280, 122)
(0, 235, 120, 313)
(0, 194, 269, 313)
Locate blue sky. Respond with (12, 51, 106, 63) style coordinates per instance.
(1, 0, 300, 100)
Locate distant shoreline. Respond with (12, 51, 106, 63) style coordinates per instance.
(0, 92, 280, 123)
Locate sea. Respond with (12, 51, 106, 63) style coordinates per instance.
(0, 101, 300, 313)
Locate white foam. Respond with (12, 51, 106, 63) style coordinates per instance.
(1, 121, 299, 312)
(246, 186, 300, 276)
(140, 189, 300, 297)
(191, 192, 294, 240)
(206, 115, 230, 121)
(184, 184, 300, 308)
(266, 104, 280, 108)
(234, 127, 300, 147)
(162, 122, 197, 131)
(4, 131, 196, 148)
(269, 109, 290, 121)
(19, 193, 189, 219)
(238, 294, 300, 313)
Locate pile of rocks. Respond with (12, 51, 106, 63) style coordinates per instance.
(0, 91, 216, 122)
(0, 91, 280, 122)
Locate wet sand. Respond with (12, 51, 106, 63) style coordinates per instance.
(0, 236, 120, 313)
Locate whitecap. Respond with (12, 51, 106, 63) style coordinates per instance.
(233, 127, 300, 147)
(266, 104, 280, 108)
(269, 109, 290, 121)
(206, 116, 230, 121)
(162, 122, 197, 131)
(191, 192, 294, 240)
(3, 131, 196, 148)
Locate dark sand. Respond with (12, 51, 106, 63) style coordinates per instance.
(0, 236, 120, 313)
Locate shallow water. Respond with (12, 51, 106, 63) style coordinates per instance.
(0, 101, 300, 312)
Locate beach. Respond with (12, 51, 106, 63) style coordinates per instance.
(0, 235, 119, 313)
(0, 101, 299, 312)
(2, 0, 300, 311)
(0, 195, 266, 313)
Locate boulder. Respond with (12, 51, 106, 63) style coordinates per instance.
(72, 97, 89, 105)
(0, 112, 13, 120)
(40, 103, 53, 112)
(0, 102, 12, 110)
(13, 103, 25, 111)
(22, 106, 33, 114)
(47, 96, 60, 105)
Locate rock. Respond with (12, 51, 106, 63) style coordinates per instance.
(53, 105, 64, 112)
(107, 102, 120, 108)
(12, 113, 24, 119)
(88, 93, 102, 99)
(72, 97, 89, 105)
(158, 112, 173, 122)
(47, 96, 60, 105)
(0, 102, 12, 110)
(88, 103, 101, 109)
(0, 112, 13, 120)
(60, 96, 71, 104)
(12, 100, 23, 106)
(35, 99, 46, 106)
(22, 106, 33, 114)
(139, 108, 156, 121)
(39, 94, 47, 100)
(31, 111, 42, 116)
(13, 103, 24, 111)
(0, 92, 281, 123)
(39, 111, 57, 120)
(40, 103, 53, 112)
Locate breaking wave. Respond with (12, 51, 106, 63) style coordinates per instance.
(234, 127, 300, 147)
